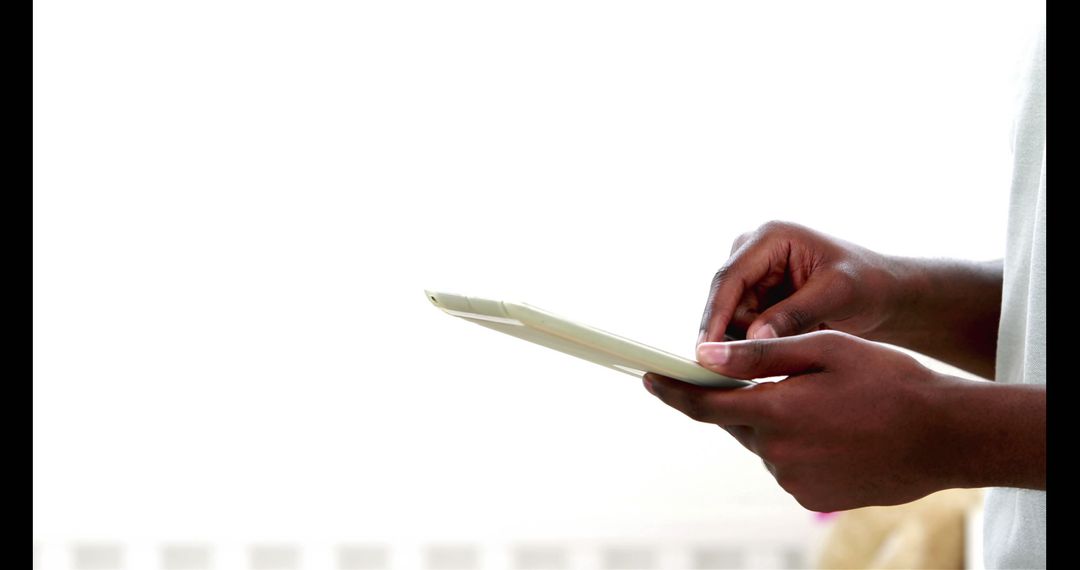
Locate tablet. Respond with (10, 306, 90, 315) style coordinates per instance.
(425, 290, 751, 388)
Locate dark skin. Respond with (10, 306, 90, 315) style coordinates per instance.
(645, 221, 1045, 512)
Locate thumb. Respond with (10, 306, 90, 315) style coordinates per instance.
(696, 332, 845, 379)
(746, 277, 845, 339)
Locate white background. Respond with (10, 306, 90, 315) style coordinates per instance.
(34, 0, 1041, 563)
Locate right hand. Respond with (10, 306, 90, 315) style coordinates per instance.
(698, 221, 902, 344)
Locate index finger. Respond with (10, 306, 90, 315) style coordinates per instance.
(698, 238, 776, 345)
(643, 373, 773, 427)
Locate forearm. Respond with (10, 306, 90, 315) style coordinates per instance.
(931, 377, 1045, 491)
(871, 257, 1003, 379)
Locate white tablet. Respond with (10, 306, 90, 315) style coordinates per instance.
(425, 290, 751, 388)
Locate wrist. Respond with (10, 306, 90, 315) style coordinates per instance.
(929, 376, 1046, 490)
(863, 254, 923, 344)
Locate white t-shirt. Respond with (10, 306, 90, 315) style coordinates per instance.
(983, 16, 1046, 570)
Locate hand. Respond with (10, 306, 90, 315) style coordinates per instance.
(698, 221, 901, 344)
(645, 331, 967, 511)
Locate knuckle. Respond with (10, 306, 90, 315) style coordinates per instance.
(779, 306, 814, 334)
(760, 220, 789, 234)
(756, 394, 784, 424)
(760, 220, 801, 238)
(830, 271, 857, 299)
(710, 265, 741, 295)
(749, 341, 768, 368)
(731, 231, 753, 253)
(711, 263, 736, 286)
(815, 329, 849, 350)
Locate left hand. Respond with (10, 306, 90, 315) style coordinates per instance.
(643, 331, 965, 512)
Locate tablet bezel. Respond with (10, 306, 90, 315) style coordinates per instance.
(426, 290, 752, 388)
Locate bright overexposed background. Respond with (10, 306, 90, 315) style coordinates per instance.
(34, 1, 1041, 568)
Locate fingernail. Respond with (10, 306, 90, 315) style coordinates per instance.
(752, 324, 777, 340)
(642, 375, 657, 395)
(697, 343, 731, 367)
